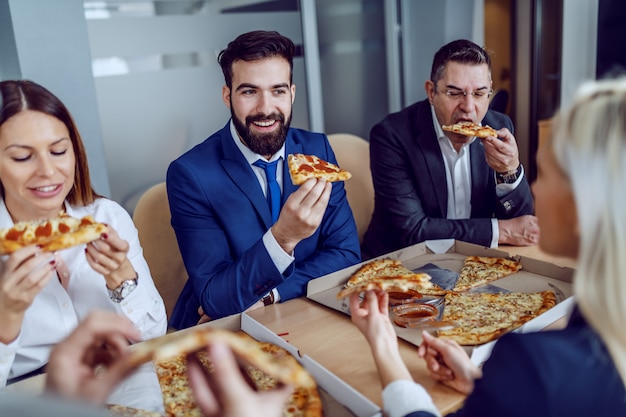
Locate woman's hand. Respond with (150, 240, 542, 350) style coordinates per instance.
(187, 342, 293, 417)
(0, 246, 55, 343)
(45, 311, 141, 404)
(350, 291, 413, 385)
(417, 331, 481, 395)
(85, 226, 136, 290)
(349, 291, 396, 347)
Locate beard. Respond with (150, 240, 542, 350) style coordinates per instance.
(231, 108, 291, 156)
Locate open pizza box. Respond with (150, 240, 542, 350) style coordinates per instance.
(204, 312, 381, 417)
(306, 239, 575, 366)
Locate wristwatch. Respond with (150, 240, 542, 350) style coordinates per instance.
(496, 165, 522, 184)
(262, 291, 275, 306)
(108, 276, 138, 303)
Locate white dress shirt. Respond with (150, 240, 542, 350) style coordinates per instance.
(382, 379, 441, 417)
(430, 106, 524, 247)
(0, 198, 167, 386)
(229, 120, 294, 302)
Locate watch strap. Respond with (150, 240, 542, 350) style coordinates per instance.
(262, 291, 275, 306)
(496, 165, 522, 184)
(108, 276, 138, 303)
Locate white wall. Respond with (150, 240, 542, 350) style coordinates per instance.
(561, 0, 598, 108)
(0, 0, 111, 196)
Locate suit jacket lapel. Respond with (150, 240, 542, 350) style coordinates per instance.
(414, 103, 448, 217)
(220, 129, 272, 226)
(469, 139, 489, 216)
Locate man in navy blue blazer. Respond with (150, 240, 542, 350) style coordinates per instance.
(167, 31, 360, 329)
(362, 40, 538, 259)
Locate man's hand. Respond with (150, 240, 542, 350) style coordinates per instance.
(417, 331, 481, 395)
(45, 311, 141, 404)
(271, 178, 332, 254)
(498, 215, 540, 246)
(187, 342, 293, 417)
(481, 128, 520, 173)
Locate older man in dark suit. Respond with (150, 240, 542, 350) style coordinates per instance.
(362, 39, 538, 260)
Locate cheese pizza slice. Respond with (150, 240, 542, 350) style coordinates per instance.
(442, 121, 497, 138)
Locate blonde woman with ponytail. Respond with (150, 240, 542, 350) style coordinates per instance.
(350, 77, 626, 416)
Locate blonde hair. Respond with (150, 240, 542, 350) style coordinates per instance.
(551, 77, 626, 386)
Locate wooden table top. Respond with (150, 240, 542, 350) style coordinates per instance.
(247, 297, 465, 415)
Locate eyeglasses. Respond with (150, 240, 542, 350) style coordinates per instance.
(437, 88, 492, 101)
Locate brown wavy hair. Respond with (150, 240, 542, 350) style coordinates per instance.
(0, 80, 100, 206)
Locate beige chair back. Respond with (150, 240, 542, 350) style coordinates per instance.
(327, 133, 374, 243)
(132, 182, 187, 319)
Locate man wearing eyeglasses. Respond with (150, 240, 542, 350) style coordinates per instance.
(361, 39, 538, 259)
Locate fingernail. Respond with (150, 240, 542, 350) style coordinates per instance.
(49, 260, 56, 266)
(101, 233, 108, 240)
(85, 248, 88, 253)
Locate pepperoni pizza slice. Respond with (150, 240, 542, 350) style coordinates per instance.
(287, 153, 352, 185)
(0, 212, 108, 255)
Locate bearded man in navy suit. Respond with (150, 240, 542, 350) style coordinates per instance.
(167, 31, 360, 329)
(362, 39, 538, 259)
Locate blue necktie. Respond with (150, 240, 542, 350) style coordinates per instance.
(253, 159, 281, 223)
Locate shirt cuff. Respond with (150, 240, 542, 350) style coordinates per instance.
(490, 218, 499, 248)
(382, 380, 441, 417)
(495, 165, 525, 197)
(263, 229, 294, 274)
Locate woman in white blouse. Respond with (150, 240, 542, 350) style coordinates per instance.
(0, 80, 167, 386)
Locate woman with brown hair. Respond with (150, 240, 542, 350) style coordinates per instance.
(0, 80, 166, 386)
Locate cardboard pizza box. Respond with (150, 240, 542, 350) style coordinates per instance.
(205, 313, 381, 417)
(306, 239, 575, 366)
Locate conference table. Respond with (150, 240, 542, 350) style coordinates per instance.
(4, 244, 577, 416)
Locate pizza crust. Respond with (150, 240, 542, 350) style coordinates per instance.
(129, 326, 315, 389)
(287, 153, 352, 185)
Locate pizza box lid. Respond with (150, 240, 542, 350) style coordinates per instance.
(206, 312, 381, 417)
(306, 239, 575, 365)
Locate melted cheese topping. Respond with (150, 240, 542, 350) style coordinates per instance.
(439, 292, 547, 345)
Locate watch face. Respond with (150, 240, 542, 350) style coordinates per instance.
(110, 279, 138, 302)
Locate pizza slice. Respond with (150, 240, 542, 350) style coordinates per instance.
(441, 121, 497, 138)
(0, 212, 107, 255)
(336, 275, 433, 299)
(151, 333, 322, 417)
(287, 153, 352, 185)
(341, 259, 447, 297)
(129, 326, 314, 389)
(437, 290, 556, 345)
(452, 256, 522, 292)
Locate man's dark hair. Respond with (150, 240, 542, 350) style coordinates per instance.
(218, 30, 295, 88)
(430, 39, 492, 85)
